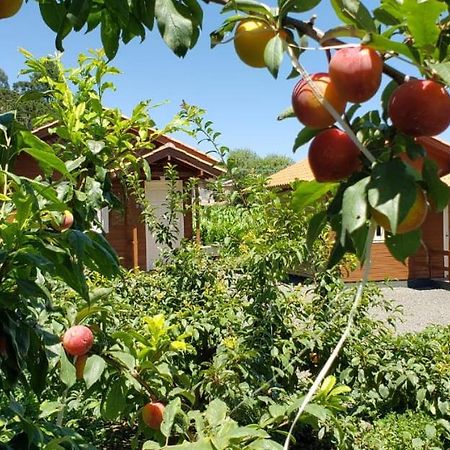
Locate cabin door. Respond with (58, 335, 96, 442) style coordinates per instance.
(144, 180, 184, 270)
(444, 206, 449, 280)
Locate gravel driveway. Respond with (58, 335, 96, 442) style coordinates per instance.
(379, 286, 450, 334)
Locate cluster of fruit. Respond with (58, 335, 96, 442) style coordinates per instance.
(233, 19, 450, 234)
(62, 325, 165, 430)
(291, 47, 450, 183)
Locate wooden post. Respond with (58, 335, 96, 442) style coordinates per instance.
(195, 183, 201, 245)
(132, 226, 139, 269)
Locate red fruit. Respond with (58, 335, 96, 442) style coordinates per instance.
(308, 128, 362, 182)
(53, 210, 74, 232)
(329, 46, 383, 103)
(292, 73, 347, 129)
(388, 79, 450, 137)
(62, 325, 94, 356)
(142, 402, 165, 430)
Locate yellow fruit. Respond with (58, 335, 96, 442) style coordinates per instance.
(0, 0, 23, 19)
(371, 188, 428, 234)
(234, 19, 280, 68)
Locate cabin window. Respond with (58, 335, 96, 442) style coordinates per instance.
(94, 207, 110, 234)
(373, 225, 385, 243)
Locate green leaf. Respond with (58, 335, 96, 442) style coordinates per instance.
(59, 348, 76, 388)
(101, 9, 121, 60)
(385, 229, 421, 263)
(321, 26, 416, 61)
(21, 131, 69, 177)
(28, 332, 49, 396)
(283, 0, 321, 13)
(277, 106, 295, 121)
(106, 0, 130, 28)
(39, 2, 67, 33)
(155, 0, 195, 57)
(340, 177, 370, 245)
(428, 62, 450, 86)
(247, 439, 283, 449)
(160, 397, 182, 438)
(205, 399, 228, 428)
(142, 442, 161, 450)
(329, 385, 352, 396)
(304, 403, 328, 421)
(83, 355, 106, 388)
(368, 159, 417, 234)
(422, 159, 449, 212)
(168, 440, 213, 450)
(264, 34, 285, 79)
(222, 0, 273, 15)
(292, 127, 321, 152)
(292, 180, 337, 211)
(102, 379, 126, 420)
(67, 0, 91, 31)
(381, 80, 398, 121)
(402, 0, 445, 52)
(307, 210, 328, 249)
(39, 401, 63, 419)
(136, 0, 155, 30)
(330, 0, 376, 32)
(317, 375, 336, 397)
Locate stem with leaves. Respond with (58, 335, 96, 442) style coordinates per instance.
(283, 223, 376, 449)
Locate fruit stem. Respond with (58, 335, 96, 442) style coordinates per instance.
(286, 44, 376, 164)
(282, 222, 376, 450)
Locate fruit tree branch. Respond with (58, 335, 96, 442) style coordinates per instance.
(283, 223, 376, 449)
(202, 0, 406, 85)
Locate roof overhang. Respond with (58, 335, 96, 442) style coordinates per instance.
(32, 121, 225, 179)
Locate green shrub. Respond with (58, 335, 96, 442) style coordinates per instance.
(357, 411, 449, 450)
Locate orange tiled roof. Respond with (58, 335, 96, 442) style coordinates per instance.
(269, 157, 450, 188)
(268, 159, 315, 187)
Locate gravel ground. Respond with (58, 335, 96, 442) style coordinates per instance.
(379, 286, 450, 334)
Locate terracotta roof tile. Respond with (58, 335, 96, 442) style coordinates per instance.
(268, 159, 314, 187)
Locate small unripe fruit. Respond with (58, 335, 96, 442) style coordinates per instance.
(234, 20, 279, 68)
(308, 128, 361, 182)
(388, 79, 450, 137)
(75, 354, 88, 380)
(142, 401, 165, 430)
(371, 188, 428, 234)
(292, 73, 347, 129)
(60, 210, 74, 231)
(329, 46, 383, 103)
(0, 0, 23, 19)
(62, 325, 94, 357)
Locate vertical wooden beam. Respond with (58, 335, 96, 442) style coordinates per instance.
(195, 183, 201, 245)
(132, 226, 139, 269)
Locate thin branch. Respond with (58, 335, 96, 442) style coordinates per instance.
(283, 223, 376, 450)
(202, 0, 407, 85)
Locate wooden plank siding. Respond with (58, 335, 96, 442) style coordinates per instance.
(11, 153, 199, 271)
(345, 209, 446, 282)
(345, 243, 409, 282)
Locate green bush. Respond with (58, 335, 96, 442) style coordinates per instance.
(357, 411, 449, 450)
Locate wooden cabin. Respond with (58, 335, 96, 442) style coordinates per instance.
(268, 137, 450, 284)
(14, 123, 225, 270)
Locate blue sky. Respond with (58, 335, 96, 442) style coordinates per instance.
(0, 1, 448, 161)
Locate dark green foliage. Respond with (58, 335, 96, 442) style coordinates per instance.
(0, 67, 52, 130)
